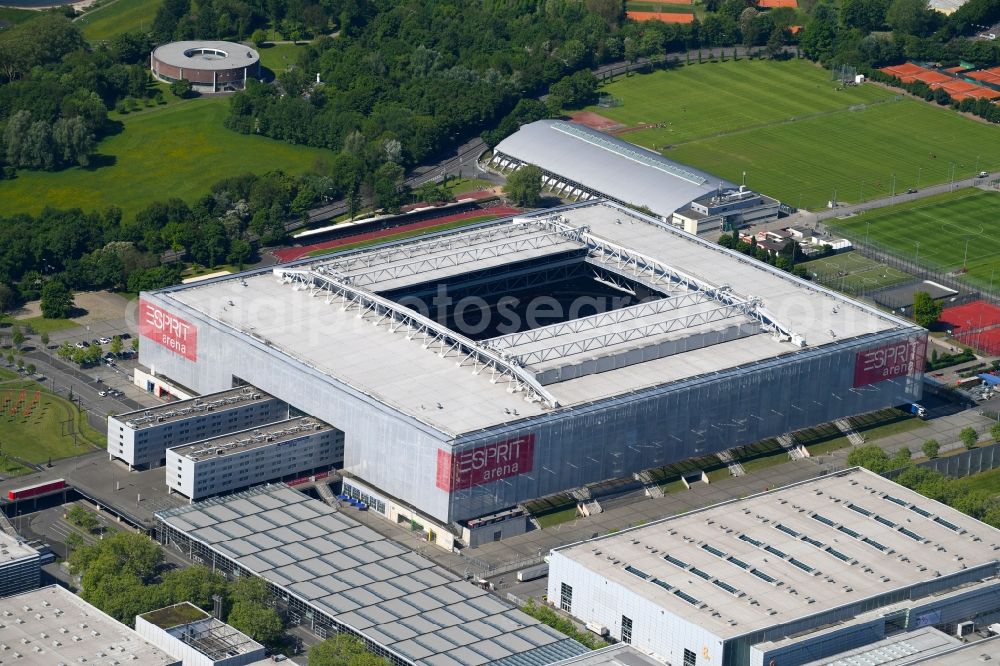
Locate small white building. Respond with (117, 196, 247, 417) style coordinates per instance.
(136, 602, 265, 666)
(0, 531, 41, 598)
(108, 386, 288, 470)
(166, 418, 343, 501)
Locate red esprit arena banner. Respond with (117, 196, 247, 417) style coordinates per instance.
(139, 299, 198, 361)
(436, 435, 535, 492)
(853, 338, 926, 388)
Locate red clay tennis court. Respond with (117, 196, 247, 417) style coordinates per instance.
(627, 11, 695, 22)
(757, 0, 798, 7)
(568, 111, 622, 131)
(941, 300, 1000, 355)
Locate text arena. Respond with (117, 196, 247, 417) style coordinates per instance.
(853, 338, 926, 388)
(140, 299, 198, 361)
(436, 435, 536, 491)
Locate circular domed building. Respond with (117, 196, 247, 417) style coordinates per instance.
(150, 41, 261, 93)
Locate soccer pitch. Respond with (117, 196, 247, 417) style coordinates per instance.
(826, 189, 1000, 290)
(803, 253, 913, 294)
(588, 60, 1000, 209)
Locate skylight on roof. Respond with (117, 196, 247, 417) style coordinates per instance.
(712, 579, 741, 596)
(664, 554, 688, 569)
(848, 504, 872, 517)
(933, 517, 960, 532)
(625, 565, 650, 580)
(750, 569, 777, 584)
(883, 495, 907, 507)
(651, 578, 672, 591)
(837, 526, 861, 539)
(775, 524, 800, 538)
(826, 548, 851, 562)
(874, 516, 896, 528)
(701, 544, 727, 558)
(811, 514, 836, 527)
(764, 545, 787, 558)
(898, 528, 924, 542)
(909, 505, 932, 518)
(674, 589, 701, 606)
(727, 556, 750, 570)
(789, 558, 814, 573)
(739, 534, 763, 547)
(862, 537, 887, 552)
(690, 567, 712, 580)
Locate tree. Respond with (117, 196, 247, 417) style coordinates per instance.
(159, 566, 227, 609)
(0, 283, 15, 314)
(912, 291, 942, 328)
(40, 280, 74, 319)
(959, 426, 978, 450)
(57, 341, 74, 360)
(251, 28, 268, 47)
(40, 332, 50, 347)
(799, 4, 839, 62)
(131, 338, 139, 352)
(766, 26, 786, 58)
(227, 602, 284, 646)
(66, 505, 100, 533)
(992, 422, 1000, 442)
(504, 165, 543, 207)
(170, 79, 194, 99)
(110, 336, 123, 356)
(891, 446, 912, 469)
(229, 575, 270, 606)
(922, 438, 939, 459)
(26, 363, 35, 375)
(886, 0, 935, 35)
(309, 634, 391, 666)
(846, 444, 892, 473)
(11, 327, 24, 349)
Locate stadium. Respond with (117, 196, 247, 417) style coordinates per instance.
(138, 201, 926, 546)
(150, 41, 260, 93)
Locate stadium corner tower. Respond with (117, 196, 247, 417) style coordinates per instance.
(138, 201, 925, 527)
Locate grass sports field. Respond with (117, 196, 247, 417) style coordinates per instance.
(0, 97, 330, 218)
(827, 189, 1000, 290)
(77, 0, 163, 42)
(588, 60, 1000, 209)
(803, 252, 913, 293)
(0, 384, 105, 475)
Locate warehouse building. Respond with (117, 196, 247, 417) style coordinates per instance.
(490, 120, 780, 234)
(166, 417, 343, 501)
(135, 602, 266, 666)
(0, 585, 179, 666)
(546, 468, 1000, 666)
(108, 386, 288, 469)
(0, 531, 41, 597)
(155, 484, 588, 666)
(137, 201, 925, 544)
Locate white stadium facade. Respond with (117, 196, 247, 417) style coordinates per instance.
(137, 201, 926, 546)
(491, 120, 781, 235)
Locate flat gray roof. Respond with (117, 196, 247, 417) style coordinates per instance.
(114, 386, 279, 430)
(550, 468, 1000, 639)
(494, 120, 737, 217)
(549, 644, 663, 666)
(156, 485, 587, 666)
(152, 41, 259, 71)
(156, 201, 917, 436)
(169, 417, 332, 462)
(798, 627, 963, 666)
(0, 531, 40, 564)
(0, 585, 178, 665)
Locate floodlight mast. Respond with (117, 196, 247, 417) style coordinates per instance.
(272, 268, 560, 408)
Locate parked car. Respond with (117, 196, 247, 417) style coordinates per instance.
(979, 171, 990, 178)
(906, 188, 917, 194)
(91, 339, 101, 346)
(74, 341, 87, 349)
(98, 336, 111, 344)
(98, 390, 108, 397)
(120, 333, 132, 340)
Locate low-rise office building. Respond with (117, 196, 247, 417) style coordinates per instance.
(135, 602, 266, 666)
(0, 585, 179, 665)
(166, 418, 342, 501)
(0, 532, 41, 598)
(108, 386, 288, 469)
(547, 468, 1000, 666)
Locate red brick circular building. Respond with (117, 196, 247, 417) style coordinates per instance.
(150, 41, 260, 93)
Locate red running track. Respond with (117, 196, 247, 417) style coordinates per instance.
(272, 205, 520, 263)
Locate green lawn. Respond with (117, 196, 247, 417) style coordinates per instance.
(803, 252, 914, 294)
(826, 190, 1000, 291)
(0, 7, 36, 25)
(535, 505, 580, 528)
(13, 316, 80, 336)
(258, 42, 309, 74)
(589, 60, 1000, 210)
(77, 0, 163, 42)
(962, 467, 1000, 496)
(0, 385, 105, 465)
(0, 97, 331, 218)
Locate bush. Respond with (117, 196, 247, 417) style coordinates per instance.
(960, 427, 979, 450)
(922, 439, 939, 459)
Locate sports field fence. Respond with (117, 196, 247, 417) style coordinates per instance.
(817, 226, 1000, 308)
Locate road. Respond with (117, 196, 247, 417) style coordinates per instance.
(810, 175, 993, 222)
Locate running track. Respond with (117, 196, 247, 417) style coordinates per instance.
(272, 206, 520, 263)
